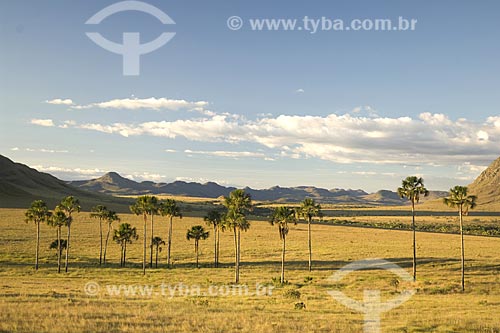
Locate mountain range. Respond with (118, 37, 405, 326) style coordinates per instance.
(1, 153, 499, 209)
(68, 169, 447, 205)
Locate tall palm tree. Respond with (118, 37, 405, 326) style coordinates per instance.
(298, 198, 322, 272)
(159, 199, 182, 268)
(113, 223, 138, 267)
(56, 196, 81, 273)
(222, 189, 252, 283)
(47, 210, 69, 273)
(204, 209, 223, 268)
(443, 186, 477, 292)
(152, 236, 165, 268)
(90, 205, 109, 265)
(270, 206, 297, 284)
(130, 195, 158, 275)
(186, 225, 209, 268)
(25, 200, 52, 270)
(103, 210, 120, 265)
(397, 176, 429, 281)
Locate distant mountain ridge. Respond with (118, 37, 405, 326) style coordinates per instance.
(468, 156, 500, 207)
(0, 154, 457, 208)
(0, 155, 132, 211)
(68, 171, 445, 205)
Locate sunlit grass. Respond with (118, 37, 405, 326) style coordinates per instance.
(0, 208, 499, 332)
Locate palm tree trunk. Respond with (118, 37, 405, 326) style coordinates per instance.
(142, 213, 147, 275)
(195, 240, 199, 268)
(233, 227, 238, 283)
(99, 219, 103, 265)
(411, 200, 417, 281)
(281, 235, 286, 284)
(308, 216, 312, 272)
(35, 221, 40, 270)
(120, 244, 124, 267)
(57, 226, 61, 273)
(65, 224, 71, 273)
(237, 229, 241, 283)
(124, 242, 127, 267)
(213, 225, 217, 268)
(459, 206, 465, 292)
(150, 214, 154, 268)
(155, 245, 159, 268)
(104, 223, 111, 264)
(167, 216, 173, 267)
(216, 228, 220, 268)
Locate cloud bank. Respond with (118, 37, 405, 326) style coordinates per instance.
(31, 111, 500, 167)
(68, 97, 209, 112)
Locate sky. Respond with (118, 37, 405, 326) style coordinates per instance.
(1, 0, 499, 192)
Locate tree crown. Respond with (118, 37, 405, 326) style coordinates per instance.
(186, 225, 210, 241)
(397, 176, 429, 203)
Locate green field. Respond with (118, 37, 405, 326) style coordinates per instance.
(0, 207, 499, 332)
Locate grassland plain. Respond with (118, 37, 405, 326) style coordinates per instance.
(0, 207, 499, 332)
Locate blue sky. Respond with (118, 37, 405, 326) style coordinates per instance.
(1, 0, 499, 192)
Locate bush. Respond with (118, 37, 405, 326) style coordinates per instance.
(294, 302, 306, 310)
(283, 288, 301, 299)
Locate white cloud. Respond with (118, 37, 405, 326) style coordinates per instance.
(32, 165, 105, 180)
(30, 119, 55, 127)
(165, 149, 177, 153)
(125, 172, 166, 183)
(184, 149, 267, 159)
(71, 97, 209, 112)
(23, 148, 68, 153)
(59, 120, 76, 129)
(45, 98, 73, 105)
(10, 147, 19, 151)
(295, 88, 305, 93)
(59, 112, 500, 167)
(351, 105, 379, 117)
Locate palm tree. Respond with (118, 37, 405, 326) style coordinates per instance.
(159, 199, 182, 268)
(49, 239, 67, 258)
(298, 198, 322, 271)
(90, 205, 109, 265)
(147, 196, 159, 268)
(222, 189, 252, 283)
(223, 189, 252, 213)
(443, 186, 477, 292)
(130, 195, 158, 275)
(47, 210, 69, 273)
(186, 225, 209, 268)
(25, 200, 52, 270)
(113, 223, 138, 267)
(270, 206, 297, 284)
(56, 196, 81, 273)
(152, 236, 165, 268)
(397, 176, 429, 281)
(103, 210, 120, 265)
(204, 209, 223, 267)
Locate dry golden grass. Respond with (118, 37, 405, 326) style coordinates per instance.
(0, 207, 499, 332)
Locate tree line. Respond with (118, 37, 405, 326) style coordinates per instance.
(25, 177, 478, 291)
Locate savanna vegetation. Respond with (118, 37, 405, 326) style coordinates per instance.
(0, 179, 498, 332)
